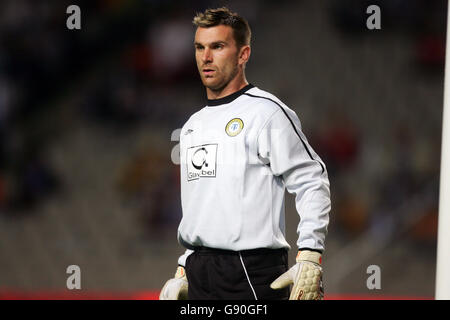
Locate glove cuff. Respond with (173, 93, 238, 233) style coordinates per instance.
(175, 266, 186, 279)
(296, 250, 322, 265)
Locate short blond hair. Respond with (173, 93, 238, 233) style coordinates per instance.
(193, 7, 251, 48)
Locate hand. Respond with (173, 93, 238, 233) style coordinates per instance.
(270, 250, 324, 300)
(159, 266, 188, 300)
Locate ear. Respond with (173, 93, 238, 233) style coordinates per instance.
(238, 45, 251, 66)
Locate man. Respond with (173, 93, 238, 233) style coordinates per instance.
(160, 7, 330, 300)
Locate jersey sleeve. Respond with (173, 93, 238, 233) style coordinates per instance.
(177, 249, 194, 267)
(257, 107, 331, 252)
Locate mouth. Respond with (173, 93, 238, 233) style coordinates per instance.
(202, 68, 216, 77)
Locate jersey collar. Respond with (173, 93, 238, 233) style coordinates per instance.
(206, 83, 254, 107)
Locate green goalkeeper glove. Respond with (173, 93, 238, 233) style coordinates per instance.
(159, 266, 188, 300)
(270, 250, 324, 300)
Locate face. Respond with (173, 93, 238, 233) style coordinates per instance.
(194, 25, 245, 92)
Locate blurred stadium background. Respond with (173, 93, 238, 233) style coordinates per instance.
(0, 0, 445, 299)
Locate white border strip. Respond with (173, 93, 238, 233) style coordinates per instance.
(435, 0, 450, 300)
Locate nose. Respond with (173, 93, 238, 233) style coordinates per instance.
(202, 47, 212, 63)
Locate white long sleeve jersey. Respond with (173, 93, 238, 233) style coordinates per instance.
(177, 84, 330, 265)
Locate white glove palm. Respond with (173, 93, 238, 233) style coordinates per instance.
(159, 266, 188, 300)
(270, 250, 324, 300)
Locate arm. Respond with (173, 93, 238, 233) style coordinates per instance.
(257, 107, 330, 250)
(257, 106, 330, 299)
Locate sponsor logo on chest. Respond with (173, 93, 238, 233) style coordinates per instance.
(186, 144, 218, 181)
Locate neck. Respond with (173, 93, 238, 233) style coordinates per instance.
(206, 75, 248, 100)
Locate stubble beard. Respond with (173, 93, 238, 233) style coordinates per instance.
(201, 59, 240, 94)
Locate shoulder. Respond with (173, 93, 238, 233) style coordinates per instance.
(243, 86, 299, 118)
(243, 87, 308, 136)
(244, 86, 300, 124)
(181, 107, 206, 129)
(243, 87, 285, 111)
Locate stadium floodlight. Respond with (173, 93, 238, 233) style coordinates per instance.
(435, 0, 450, 301)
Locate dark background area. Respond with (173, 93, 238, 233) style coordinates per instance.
(0, 0, 445, 298)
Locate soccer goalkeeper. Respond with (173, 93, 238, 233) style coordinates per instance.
(160, 7, 330, 300)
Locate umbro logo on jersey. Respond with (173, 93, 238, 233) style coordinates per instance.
(186, 144, 218, 181)
(184, 129, 194, 135)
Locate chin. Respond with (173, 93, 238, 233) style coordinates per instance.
(202, 79, 223, 91)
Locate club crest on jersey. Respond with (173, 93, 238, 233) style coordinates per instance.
(225, 118, 244, 137)
(186, 144, 218, 181)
